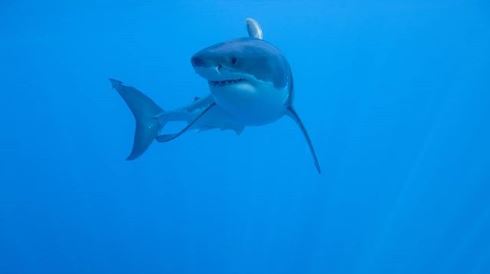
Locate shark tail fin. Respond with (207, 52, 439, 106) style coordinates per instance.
(110, 79, 163, 160)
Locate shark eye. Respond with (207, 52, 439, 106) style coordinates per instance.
(230, 56, 238, 65)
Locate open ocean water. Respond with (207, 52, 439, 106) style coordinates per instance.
(1, 1, 489, 273)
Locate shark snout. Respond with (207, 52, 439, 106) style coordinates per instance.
(191, 53, 225, 80)
(191, 51, 219, 68)
(191, 50, 246, 82)
(191, 51, 226, 70)
(191, 55, 206, 67)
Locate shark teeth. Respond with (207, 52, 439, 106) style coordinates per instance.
(209, 79, 246, 87)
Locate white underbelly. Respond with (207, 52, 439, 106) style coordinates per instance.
(210, 81, 289, 126)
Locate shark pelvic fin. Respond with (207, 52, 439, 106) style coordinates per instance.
(287, 106, 321, 174)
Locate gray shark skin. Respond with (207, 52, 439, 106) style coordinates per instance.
(111, 18, 321, 173)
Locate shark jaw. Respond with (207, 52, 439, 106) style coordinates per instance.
(193, 65, 289, 126)
(193, 64, 250, 84)
(208, 78, 247, 87)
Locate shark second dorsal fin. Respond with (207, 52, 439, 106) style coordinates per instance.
(246, 18, 263, 40)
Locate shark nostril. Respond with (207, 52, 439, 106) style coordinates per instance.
(191, 56, 204, 67)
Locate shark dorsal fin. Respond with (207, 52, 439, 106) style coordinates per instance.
(246, 18, 263, 40)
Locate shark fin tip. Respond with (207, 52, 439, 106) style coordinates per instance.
(109, 78, 123, 88)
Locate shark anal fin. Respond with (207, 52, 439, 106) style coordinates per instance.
(287, 107, 321, 174)
(156, 102, 216, 143)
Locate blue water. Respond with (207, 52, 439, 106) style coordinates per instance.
(1, 1, 490, 273)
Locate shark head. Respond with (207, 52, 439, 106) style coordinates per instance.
(191, 38, 291, 89)
(191, 37, 292, 125)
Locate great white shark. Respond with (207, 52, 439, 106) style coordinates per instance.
(110, 18, 321, 173)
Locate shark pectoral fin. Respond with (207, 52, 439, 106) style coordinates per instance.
(155, 134, 176, 142)
(287, 107, 321, 174)
(184, 95, 214, 112)
(156, 102, 216, 143)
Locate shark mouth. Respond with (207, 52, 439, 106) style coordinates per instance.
(208, 78, 246, 87)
